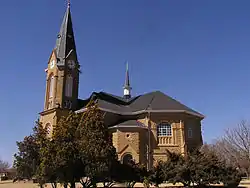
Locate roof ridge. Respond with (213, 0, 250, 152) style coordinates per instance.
(76, 91, 204, 119)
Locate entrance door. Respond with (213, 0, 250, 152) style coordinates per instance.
(122, 153, 133, 164)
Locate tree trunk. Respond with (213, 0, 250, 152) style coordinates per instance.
(51, 182, 57, 188)
(70, 182, 76, 188)
(91, 180, 97, 188)
(128, 181, 136, 188)
(80, 179, 92, 188)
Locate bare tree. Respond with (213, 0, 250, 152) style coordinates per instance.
(212, 120, 250, 177)
(0, 158, 10, 171)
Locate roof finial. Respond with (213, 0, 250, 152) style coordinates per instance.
(124, 60, 130, 87)
(67, 0, 70, 7)
(123, 60, 132, 99)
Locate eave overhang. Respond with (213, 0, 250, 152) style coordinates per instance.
(39, 108, 57, 116)
(75, 107, 205, 119)
(108, 125, 148, 129)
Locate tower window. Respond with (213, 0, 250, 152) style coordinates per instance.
(48, 101, 53, 109)
(65, 75, 73, 97)
(188, 128, 193, 138)
(64, 100, 72, 109)
(46, 123, 52, 135)
(157, 123, 172, 136)
(49, 75, 54, 98)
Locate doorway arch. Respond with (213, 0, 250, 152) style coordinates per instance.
(122, 153, 133, 164)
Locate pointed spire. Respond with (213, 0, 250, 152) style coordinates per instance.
(123, 61, 132, 99)
(54, 1, 77, 66)
(125, 61, 130, 87)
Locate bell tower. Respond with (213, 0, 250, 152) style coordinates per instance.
(40, 2, 80, 132)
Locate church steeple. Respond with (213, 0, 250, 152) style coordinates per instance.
(43, 2, 79, 111)
(123, 62, 132, 99)
(40, 1, 79, 135)
(55, 1, 77, 67)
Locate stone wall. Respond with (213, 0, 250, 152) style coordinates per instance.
(111, 113, 203, 167)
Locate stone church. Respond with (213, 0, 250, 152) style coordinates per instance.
(39, 3, 204, 169)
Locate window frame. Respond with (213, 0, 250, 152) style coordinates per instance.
(188, 128, 193, 138)
(65, 74, 73, 97)
(45, 123, 52, 135)
(122, 153, 133, 164)
(49, 75, 54, 98)
(157, 122, 172, 137)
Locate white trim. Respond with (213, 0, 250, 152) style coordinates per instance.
(157, 122, 172, 136)
(124, 88, 131, 96)
(75, 107, 88, 113)
(75, 107, 204, 118)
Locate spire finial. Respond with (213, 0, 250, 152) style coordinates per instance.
(67, 0, 70, 7)
(124, 60, 130, 87)
(123, 60, 132, 99)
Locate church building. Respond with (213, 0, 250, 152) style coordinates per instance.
(39, 3, 204, 169)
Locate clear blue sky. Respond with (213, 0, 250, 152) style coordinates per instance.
(1, 0, 250, 164)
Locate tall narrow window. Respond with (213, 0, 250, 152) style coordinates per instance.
(188, 128, 193, 138)
(65, 75, 73, 97)
(49, 76, 54, 98)
(157, 123, 172, 136)
(46, 123, 52, 135)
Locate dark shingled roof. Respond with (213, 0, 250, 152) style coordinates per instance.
(77, 91, 204, 118)
(55, 5, 77, 66)
(110, 120, 147, 129)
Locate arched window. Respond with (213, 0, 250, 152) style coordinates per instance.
(65, 75, 73, 97)
(45, 123, 52, 134)
(49, 75, 54, 98)
(157, 123, 172, 136)
(122, 153, 133, 165)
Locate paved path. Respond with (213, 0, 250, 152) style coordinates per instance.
(0, 180, 249, 188)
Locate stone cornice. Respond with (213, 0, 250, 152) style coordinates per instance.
(39, 108, 57, 115)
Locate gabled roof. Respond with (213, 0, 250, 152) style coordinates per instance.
(109, 120, 147, 129)
(76, 91, 204, 119)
